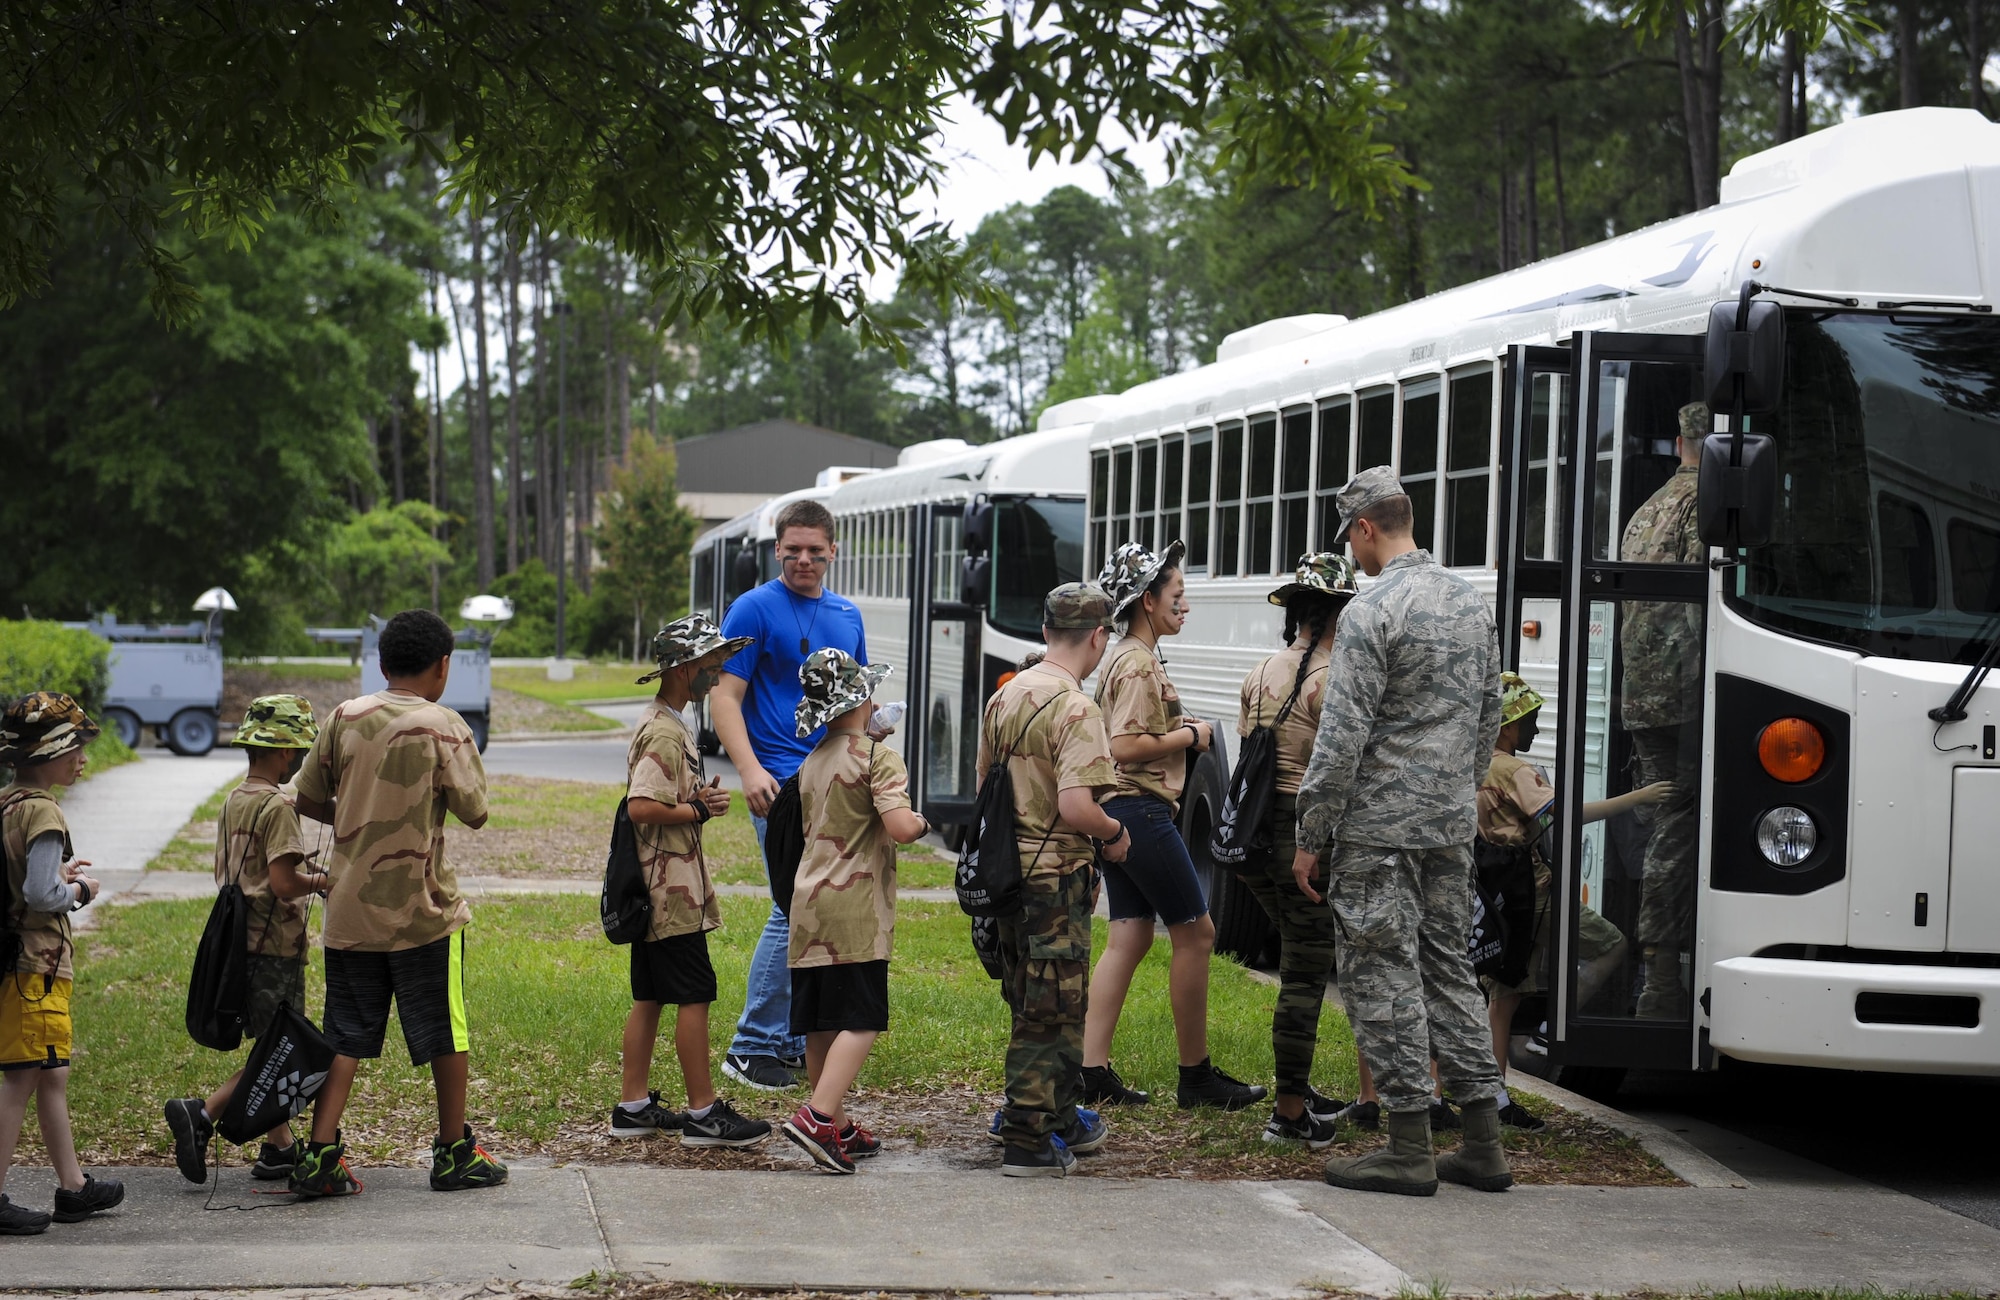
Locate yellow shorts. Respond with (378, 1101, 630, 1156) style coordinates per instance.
(0, 974, 73, 1070)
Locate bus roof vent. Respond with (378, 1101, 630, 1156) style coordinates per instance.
(896, 439, 972, 467)
(1215, 313, 1348, 363)
(1037, 395, 1119, 431)
(815, 465, 878, 487)
(1721, 107, 1995, 204)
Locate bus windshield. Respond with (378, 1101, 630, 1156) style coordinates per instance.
(1732, 312, 2000, 663)
(991, 497, 1087, 640)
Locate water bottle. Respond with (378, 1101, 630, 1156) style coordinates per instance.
(873, 700, 907, 732)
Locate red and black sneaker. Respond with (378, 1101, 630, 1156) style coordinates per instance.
(838, 1121, 881, 1159)
(781, 1104, 855, 1175)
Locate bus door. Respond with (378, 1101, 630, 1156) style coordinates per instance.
(908, 500, 982, 828)
(1551, 330, 1710, 1075)
(1498, 346, 1572, 686)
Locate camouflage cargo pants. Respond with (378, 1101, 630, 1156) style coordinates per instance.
(1327, 841, 1502, 1114)
(1234, 794, 1340, 1099)
(996, 860, 1094, 1152)
(1629, 723, 1701, 952)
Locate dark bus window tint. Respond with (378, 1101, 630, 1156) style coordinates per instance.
(1447, 477, 1487, 567)
(1249, 417, 1277, 496)
(1215, 422, 1243, 577)
(991, 497, 1087, 640)
(1162, 437, 1185, 509)
(1187, 434, 1213, 569)
(1949, 518, 2000, 614)
(1449, 371, 1494, 470)
(1359, 393, 1394, 469)
(1092, 450, 1110, 515)
(1877, 494, 1937, 613)
(1282, 409, 1312, 494)
(1318, 399, 1351, 488)
(1400, 389, 1439, 476)
(1408, 480, 1436, 555)
(1113, 447, 1133, 516)
(1138, 444, 1158, 516)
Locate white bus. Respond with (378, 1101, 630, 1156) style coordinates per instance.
(1057, 106, 2000, 1089)
(820, 430, 1096, 833)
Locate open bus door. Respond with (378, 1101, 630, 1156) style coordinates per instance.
(908, 501, 982, 832)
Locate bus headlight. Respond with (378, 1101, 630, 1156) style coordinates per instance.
(1756, 806, 1817, 866)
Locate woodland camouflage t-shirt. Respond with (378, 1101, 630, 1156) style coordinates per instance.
(1097, 641, 1189, 808)
(977, 661, 1116, 876)
(1, 787, 73, 981)
(1237, 645, 1331, 797)
(292, 691, 488, 953)
(788, 734, 910, 968)
(625, 700, 721, 942)
(213, 778, 311, 961)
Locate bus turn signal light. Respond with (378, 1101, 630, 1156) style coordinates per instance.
(1758, 717, 1826, 783)
(993, 671, 1016, 693)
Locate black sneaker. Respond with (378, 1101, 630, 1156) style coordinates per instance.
(609, 1091, 684, 1138)
(430, 1125, 509, 1191)
(51, 1174, 124, 1222)
(838, 1121, 881, 1159)
(1263, 1108, 1340, 1151)
(1343, 1100, 1381, 1131)
(779, 1052, 807, 1072)
(1498, 1101, 1547, 1132)
(1429, 1098, 1462, 1131)
(1062, 1107, 1108, 1155)
(1081, 1063, 1150, 1106)
(251, 1140, 298, 1181)
(0, 1193, 50, 1235)
(1000, 1134, 1075, 1178)
(681, 1097, 772, 1148)
(1176, 1058, 1267, 1111)
(163, 1097, 214, 1184)
(722, 1052, 798, 1091)
(1303, 1086, 1350, 1119)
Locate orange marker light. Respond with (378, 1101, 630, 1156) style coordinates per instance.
(1521, 620, 1542, 639)
(994, 671, 1017, 693)
(1758, 717, 1826, 783)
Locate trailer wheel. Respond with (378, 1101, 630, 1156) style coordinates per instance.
(104, 708, 141, 749)
(1180, 734, 1272, 965)
(465, 712, 490, 753)
(165, 708, 218, 757)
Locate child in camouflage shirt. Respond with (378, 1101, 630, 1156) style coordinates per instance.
(163, 694, 331, 1186)
(777, 649, 928, 1175)
(611, 614, 770, 1150)
(288, 610, 504, 1197)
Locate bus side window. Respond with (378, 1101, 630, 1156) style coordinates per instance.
(1090, 449, 1111, 572)
(1247, 415, 1278, 574)
(1160, 435, 1184, 553)
(1446, 366, 1495, 568)
(1280, 407, 1312, 569)
(1187, 429, 1214, 571)
(1358, 391, 1394, 471)
(1113, 446, 1134, 552)
(1215, 421, 1244, 578)
(1136, 441, 1159, 551)
(1399, 379, 1442, 554)
(1316, 397, 1352, 552)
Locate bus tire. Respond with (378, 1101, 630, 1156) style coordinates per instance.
(464, 712, 490, 753)
(165, 708, 218, 757)
(1179, 731, 1272, 966)
(104, 708, 141, 749)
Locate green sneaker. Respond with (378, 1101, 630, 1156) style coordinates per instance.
(288, 1135, 362, 1198)
(431, 1124, 509, 1191)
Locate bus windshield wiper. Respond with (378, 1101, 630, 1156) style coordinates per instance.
(1928, 612, 2000, 724)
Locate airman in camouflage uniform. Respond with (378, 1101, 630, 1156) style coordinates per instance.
(979, 583, 1122, 1176)
(1296, 467, 1509, 1196)
(1619, 401, 1709, 1019)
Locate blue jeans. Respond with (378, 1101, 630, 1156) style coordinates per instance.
(728, 813, 807, 1060)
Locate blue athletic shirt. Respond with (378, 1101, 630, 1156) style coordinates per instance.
(719, 579, 869, 781)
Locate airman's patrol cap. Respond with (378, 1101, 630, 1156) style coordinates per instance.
(1043, 582, 1115, 630)
(1678, 402, 1711, 441)
(1331, 465, 1409, 544)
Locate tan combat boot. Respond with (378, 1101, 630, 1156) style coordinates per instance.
(1635, 946, 1688, 1020)
(1435, 1096, 1514, 1192)
(1323, 1107, 1437, 1196)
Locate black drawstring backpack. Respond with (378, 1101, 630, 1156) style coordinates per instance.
(186, 796, 266, 1051)
(215, 1000, 335, 1144)
(1210, 664, 1322, 870)
(763, 773, 806, 915)
(956, 691, 1067, 919)
(601, 796, 652, 943)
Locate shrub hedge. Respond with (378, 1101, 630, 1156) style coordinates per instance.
(0, 620, 111, 715)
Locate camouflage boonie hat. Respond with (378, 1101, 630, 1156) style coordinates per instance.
(1043, 582, 1115, 630)
(795, 648, 891, 737)
(1678, 402, 1711, 441)
(1096, 539, 1187, 619)
(0, 691, 99, 767)
(636, 613, 754, 685)
(1501, 671, 1546, 726)
(1330, 465, 1407, 544)
(1267, 552, 1361, 607)
(233, 694, 318, 749)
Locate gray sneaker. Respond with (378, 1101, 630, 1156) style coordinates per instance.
(722, 1053, 798, 1091)
(608, 1091, 683, 1138)
(681, 1097, 772, 1148)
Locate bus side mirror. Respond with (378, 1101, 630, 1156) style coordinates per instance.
(1698, 433, 1779, 547)
(962, 497, 994, 557)
(960, 555, 990, 608)
(730, 544, 760, 590)
(1703, 298, 1786, 414)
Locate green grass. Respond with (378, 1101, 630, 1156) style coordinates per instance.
(60, 892, 1359, 1165)
(494, 662, 657, 704)
(144, 780, 235, 871)
(80, 730, 136, 779)
(231, 659, 364, 681)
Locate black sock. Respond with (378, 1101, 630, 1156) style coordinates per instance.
(1178, 1057, 1212, 1078)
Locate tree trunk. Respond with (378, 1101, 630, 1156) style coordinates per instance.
(1496, 123, 1513, 272)
(1779, 32, 1799, 141)
(502, 229, 524, 575)
(1524, 127, 1540, 264)
(389, 394, 405, 504)
(1972, 0, 1988, 112)
(1901, 2, 1924, 108)
(1549, 116, 1572, 252)
(1672, 2, 1724, 211)
(469, 209, 497, 588)
(533, 238, 553, 571)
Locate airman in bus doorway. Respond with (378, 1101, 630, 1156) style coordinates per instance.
(1296, 466, 1512, 1196)
(1618, 402, 1709, 1021)
(1084, 541, 1267, 1113)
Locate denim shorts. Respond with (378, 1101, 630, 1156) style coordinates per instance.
(1099, 795, 1209, 926)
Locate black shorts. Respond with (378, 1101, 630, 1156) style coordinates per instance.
(323, 931, 469, 1066)
(1099, 794, 1209, 926)
(630, 929, 718, 1006)
(789, 960, 890, 1034)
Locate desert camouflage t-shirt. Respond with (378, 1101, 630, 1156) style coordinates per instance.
(977, 661, 1116, 876)
(1, 787, 72, 981)
(1237, 646, 1331, 796)
(292, 691, 488, 953)
(214, 778, 311, 961)
(1097, 641, 1188, 808)
(625, 700, 721, 942)
(1478, 751, 1554, 849)
(788, 734, 910, 968)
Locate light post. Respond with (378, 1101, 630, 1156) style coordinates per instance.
(553, 300, 574, 664)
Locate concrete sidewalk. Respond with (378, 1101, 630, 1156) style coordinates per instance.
(4, 1148, 1997, 1296)
(61, 750, 237, 910)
